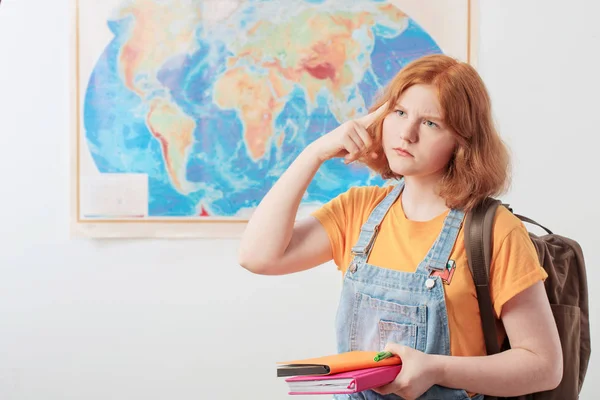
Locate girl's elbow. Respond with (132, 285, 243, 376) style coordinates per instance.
(548, 359, 563, 391)
(238, 250, 273, 275)
(543, 350, 563, 391)
(238, 249, 285, 275)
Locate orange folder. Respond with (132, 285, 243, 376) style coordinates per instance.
(276, 351, 402, 377)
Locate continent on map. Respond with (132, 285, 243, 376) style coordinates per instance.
(146, 98, 196, 193)
(213, 67, 293, 160)
(116, 0, 201, 96)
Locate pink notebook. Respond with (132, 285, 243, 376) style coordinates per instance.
(284, 365, 401, 395)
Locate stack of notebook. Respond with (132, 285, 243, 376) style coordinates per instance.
(276, 351, 402, 395)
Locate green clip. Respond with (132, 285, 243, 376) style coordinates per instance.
(374, 351, 393, 362)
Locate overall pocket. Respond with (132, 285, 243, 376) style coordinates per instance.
(378, 320, 417, 350)
(349, 292, 427, 353)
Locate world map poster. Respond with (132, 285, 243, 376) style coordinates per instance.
(71, 0, 478, 237)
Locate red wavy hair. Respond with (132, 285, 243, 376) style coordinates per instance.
(362, 54, 511, 211)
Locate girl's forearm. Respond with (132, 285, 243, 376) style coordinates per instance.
(432, 349, 562, 397)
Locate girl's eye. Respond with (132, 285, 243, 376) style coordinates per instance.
(424, 120, 438, 128)
(395, 110, 405, 117)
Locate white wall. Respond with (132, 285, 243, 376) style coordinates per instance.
(0, 0, 597, 399)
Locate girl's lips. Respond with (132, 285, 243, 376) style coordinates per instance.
(393, 148, 413, 157)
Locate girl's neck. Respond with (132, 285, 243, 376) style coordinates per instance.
(401, 175, 448, 222)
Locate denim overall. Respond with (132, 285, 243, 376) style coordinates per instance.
(334, 181, 483, 400)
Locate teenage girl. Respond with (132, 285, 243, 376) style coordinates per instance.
(239, 54, 562, 400)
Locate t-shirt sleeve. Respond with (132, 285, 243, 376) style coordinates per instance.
(310, 189, 354, 270)
(489, 223, 549, 317)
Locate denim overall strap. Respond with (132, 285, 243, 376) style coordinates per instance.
(416, 208, 465, 274)
(349, 181, 404, 268)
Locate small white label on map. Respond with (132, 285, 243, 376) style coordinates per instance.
(81, 174, 148, 218)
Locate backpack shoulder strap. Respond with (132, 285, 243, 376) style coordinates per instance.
(465, 200, 535, 400)
(464, 198, 502, 356)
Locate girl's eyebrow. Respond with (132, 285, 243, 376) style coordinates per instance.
(422, 114, 444, 123)
(395, 103, 444, 122)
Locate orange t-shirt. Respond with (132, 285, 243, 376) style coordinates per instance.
(311, 185, 547, 358)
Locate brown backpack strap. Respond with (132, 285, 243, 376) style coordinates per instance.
(514, 214, 553, 235)
(465, 198, 501, 357)
(465, 200, 533, 400)
(465, 199, 501, 400)
(501, 204, 553, 235)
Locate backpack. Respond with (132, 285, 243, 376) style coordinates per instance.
(464, 198, 591, 400)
